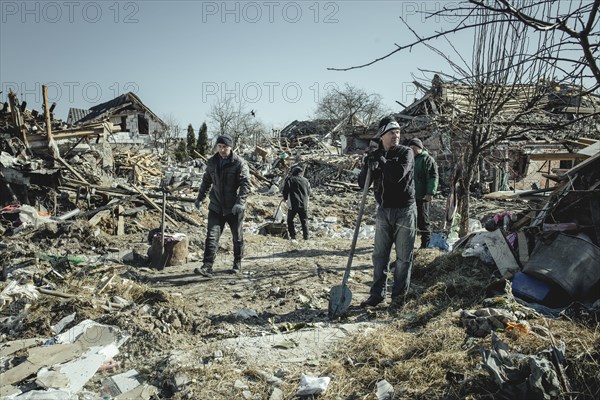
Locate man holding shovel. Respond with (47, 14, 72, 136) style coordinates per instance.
(358, 116, 416, 308)
(194, 134, 250, 276)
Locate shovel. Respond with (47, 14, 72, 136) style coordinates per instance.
(273, 199, 286, 223)
(151, 186, 170, 270)
(328, 168, 372, 319)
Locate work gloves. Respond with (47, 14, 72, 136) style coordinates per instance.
(195, 199, 243, 216)
(366, 152, 386, 171)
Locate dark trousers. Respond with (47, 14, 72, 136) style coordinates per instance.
(203, 209, 244, 267)
(416, 199, 431, 248)
(287, 209, 309, 240)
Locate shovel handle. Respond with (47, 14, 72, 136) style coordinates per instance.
(341, 168, 371, 287)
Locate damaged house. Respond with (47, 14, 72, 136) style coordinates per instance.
(67, 92, 167, 145)
(392, 74, 600, 192)
(0, 89, 167, 207)
(279, 119, 334, 150)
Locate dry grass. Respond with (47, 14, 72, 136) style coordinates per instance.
(306, 250, 600, 400)
(4, 246, 598, 399)
(169, 250, 600, 399)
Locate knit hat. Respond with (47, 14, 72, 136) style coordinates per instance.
(408, 138, 424, 149)
(374, 116, 400, 139)
(216, 134, 233, 147)
(291, 166, 303, 176)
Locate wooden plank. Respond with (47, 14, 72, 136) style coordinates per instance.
(576, 137, 598, 145)
(483, 229, 520, 275)
(43, 84, 61, 161)
(132, 184, 178, 226)
(116, 205, 125, 235)
(55, 156, 91, 185)
(529, 153, 589, 161)
(88, 209, 111, 227)
(26, 130, 106, 141)
(517, 231, 529, 265)
(7, 90, 30, 148)
(42, 85, 53, 142)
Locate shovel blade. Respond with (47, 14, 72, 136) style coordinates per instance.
(328, 285, 352, 319)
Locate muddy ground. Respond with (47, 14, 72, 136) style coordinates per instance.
(2, 188, 598, 399)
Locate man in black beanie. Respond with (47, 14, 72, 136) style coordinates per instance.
(194, 134, 250, 276)
(358, 116, 416, 309)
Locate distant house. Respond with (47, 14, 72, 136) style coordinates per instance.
(334, 114, 370, 154)
(281, 116, 374, 154)
(394, 75, 600, 191)
(279, 119, 333, 140)
(67, 92, 167, 144)
(279, 119, 335, 150)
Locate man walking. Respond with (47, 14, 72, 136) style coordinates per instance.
(194, 134, 250, 276)
(359, 116, 416, 308)
(408, 138, 438, 249)
(283, 165, 311, 242)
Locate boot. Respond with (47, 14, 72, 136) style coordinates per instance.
(231, 259, 242, 274)
(194, 265, 213, 277)
(360, 295, 384, 307)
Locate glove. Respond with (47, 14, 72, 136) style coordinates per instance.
(194, 198, 202, 209)
(366, 153, 386, 171)
(232, 204, 244, 215)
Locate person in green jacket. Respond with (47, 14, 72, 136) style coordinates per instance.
(408, 138, 439, 248)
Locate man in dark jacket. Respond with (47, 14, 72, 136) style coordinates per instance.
(283, 165, 311, 242)
(358, 116, 416, 308)
(194, 134, 250, 276)
(408, 138, 439, 248)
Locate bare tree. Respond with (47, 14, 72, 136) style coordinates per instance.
(151, 114, 181, 157)
(150, 114, 180, 154)
(445, 9, 554, 235)
(329, 0, 600, 91)
(329, 0, 599, 236)
(208, 96, 238, 137)
(208, 97, 267, 148)
(315, 83, 390, 128)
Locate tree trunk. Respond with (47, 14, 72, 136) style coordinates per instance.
(458, 151, 478, 237)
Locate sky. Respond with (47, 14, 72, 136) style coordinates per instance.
(1, 0, 475, 136)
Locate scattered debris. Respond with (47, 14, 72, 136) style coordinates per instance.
(1, 84, 598, 399)
(296, 374, 331, 396)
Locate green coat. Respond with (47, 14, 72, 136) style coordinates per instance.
(413, 150, 438, 200)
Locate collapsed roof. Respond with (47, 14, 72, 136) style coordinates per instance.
(396, 74, 600, 138)
(67, 92, 167, 130)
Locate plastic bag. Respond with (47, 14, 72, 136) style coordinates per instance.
(462, 243, 494, 264)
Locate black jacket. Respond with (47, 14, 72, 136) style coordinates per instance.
(359, 145, 415, 208)
(283, 175, 311, 210)
(197, 151, 250, 215)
